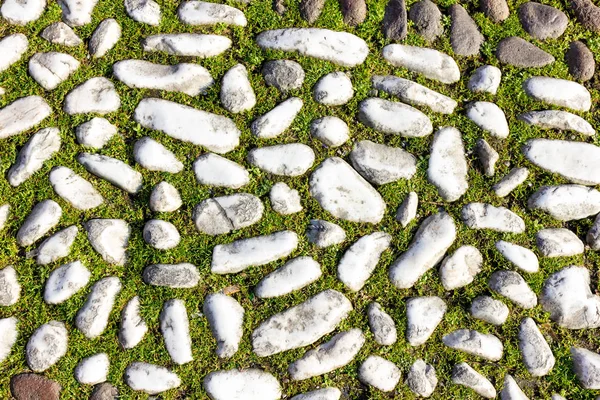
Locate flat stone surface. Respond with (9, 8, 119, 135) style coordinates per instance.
(313, 72, 353, 106)
(408, 0, 442, 42)
(470, 295, 509, 325)
(449, 4, 484, 56)
(252, 289, 352, 357)
(350, 140, 416, 185)
(256, 256, 321, 298)
(382, 44, 460, 83)
(114, 60, 213, 96)
(501, 375, 529, 400)
(466, 101, 509, 138)
(125, 0, 160, 25)
(75, 353, 109, 385)
(389, 211, 456, 289)
(119, 296, 147, 349)
(142, 33, 231, 57)
(178, 1, 246, 26)
(367, 302, 397, 346)
(337, 232, 391, 292)
(468, 65, 502, 94)
(306, 219, 346, 248)
(251, 97, 303, 138)
(0, 317, 17, 364)
(64, 77, 120, 115)
(75, 117, 118, 149)
(50, 167, 103, 210)
(160, 299, 192, 364)
(536, 228, 584, 257)
(496, 240, 539, 273)
(78, 153, 142, 194)
(358, 97, 433, 137)
(11, 374, 61, 400)
(489, 270, 537, 309)
(443, 329, 503, 361)
(358, 355, 401, 392)
(203, 369, 281, 400)
(0, 266, 20, 306)
(1, 0, 45, 24)
(212, 231, 298, 274)
(291, 388, 341, 400)
(89, 19, 121, 58)
(194, 193, 264, 235)
(270, 182, 302, 215)
(85, 219, 130, 265)
(494, 168, 529, 197)
(289, 329, 365, 380)
(256, 28, 369, 67)
(143, 263, 200, 288)
(8, 127, 61, 187)
(523, 77, 591, 111)
(143, 219, 180, 250)
(519, 317, 555, 376)
(428, 127, 468, 201)
(0, 96, 52, 139)
(383, 0, 407, 40)
(221, 64, 255, 113)
(76, 277, 121, 338)
(134, 98, 240, 154)
(452, 362, 496, 399)
(519, 2, 568, 40)
(34, 226, 78, 267)
(475, 138, 499, 177)
(150, 181, 182, 212)
(0, 34, 28, 73)
(124, 362, 181, 394)
(497, 37, 555, 68)
(461, 202, 525, 233)
(262, 60, 305, 92)
(29, 52, 79, 90)
(248, 143, 314, 176)
(439, 245, 483, 290)
(407, 359, 437, 398)
(528, 184, 600, 221)
(193, 153, 248, 188)
(566, 40, 595, 82)
(203, 292, 244, 358)
(44, 260, 90, 304)
(406, 296, 446, 346)
(519, 110, 594, 135)
(17, 199, 62, 247)
(396, 191, 418, 227)
(41, 22, 82, 46)
(26, 321, 68, 372)
(372, 75, 457, 114)
(572, 347, 600, 389)
(58, 0, 97, 25)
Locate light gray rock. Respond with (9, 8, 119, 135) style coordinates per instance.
(177, 1, 246, 25)
(34, 225, 78, 265)
(337, 232, 391, 292)
(588, 214, 600, 250)
(443, 329, 503, 361)
(406, 296, 446, 346)
(256, 256, 320, 298)
(134, 98, 240, 154)
(468, 65, 502, 94)
(449, 4, 484, 56)
(358, 98, 433, 137)
(0, 204, 8, 231)
(367, 302, 397, 346)
(466, 102, 509, 138)
(496, 37, 555, 67)
(89, 19, 121, 58)
(84, 219, 130, 265)
(76, 277, 121, 338)
(203, 369, 281, 400)
(0, 33, 28, 72)
(1, 0, 45, 24)
(501, 375, 530, 400)
(529, 185, 600, 221)
(124, 0, 160, 25)
(494, 168, 529, 197)
(270, 182, 302, 215)
(470, 295, 509, 325)
(8, 127, 61, 187)
(114, 60, 212, 96)
(119, 296, 147, 349)
(523, 139, 600, 185)
(407, 359, 437, 398)
(572, 347, 600, 389)
(220, 64, 255, 113)
(143, 219, 180, 250)
(193, 153, 248, 188)
(142, 33, 231, 57)
(78, 153, 142, 194)
(408, 0, 443, 42)
(150, 181, 182, 212)
(523, 77, 591, 112)
(252, 289, 352, 357)
(0, 266, 20, 306)
(262, 60, 305, 92)
(289, 329, 364, 380)
(50, 167, 103, 210)
(358, 355, 401, 392)
(382, 44, 460, 84)
(519, 317, 555, 376)
(193, 193, 264, 235)
(475, 138, 499, 177)
(489, 270, 537, 309)
(372, 75, 457, 114)
(203, 292, 244, 358)
(0, 317, 17, 363)
(40, 22, 82, 46)
(124, 362, 180, 394)
(133, 137, 183, 173)
(58, 0, 97, 25)
(291, 388, 341, 400)
(540, 266, 600, 329)
(17, 200, 62, 247)
(248, 143, 314, 176)
(350, 140, 417, 185)
(519, 2, 568, 40)
(64, 77, 120, 115)
(251, 97, 303, 138)
(428, 127, 468, 201)
(75, 353, 109, 385)
(75, 118, 117, 149)
(396, 191, 418, 227)
(0, 96, 52, 139)
(26, 321, 67, 372)
(306, 219, 346, 248)
(496, 240, 538, 273)
(462, 203, 526, 233)
(452, 363, 496, 399)
(160, 299, 192, 364)
(43, 261, 90, 304)
(212, 231, 298, 274)
(256, 28, 368, 67)
(439, 245, 483, 290)
(143, 263, 200, 288)
(389, 211, 456, 289)
(28, 52, 79, 90)
(536, 228, 584, 257)
(519, 110, 594, 136)
(313, 72, 353, 106)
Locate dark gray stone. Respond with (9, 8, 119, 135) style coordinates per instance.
(566, 41, 595, 82)
(475, 138, 499, 177)
(519, 2, 568, 40)
(90, 383, 118, 400)
(408, 0, 442, 42)
(340, 0, 366, 25)
(262, 60, 304, 92)
(449, 4, 484, 56)
(571, 0, 600, 33)
(382, 0, 407, 40)
(496, 36, 555, 67)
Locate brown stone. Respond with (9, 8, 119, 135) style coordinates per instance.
(90, 383, 118, 400)
(571, 0, 600, 33)
(340, 0, 367, 26)
(11, 373, 61, 400)
(480, 0, 509, 22)
(299, 0, 325, 23)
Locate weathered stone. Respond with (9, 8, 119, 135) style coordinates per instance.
(26, 321, 68, 372)
(0, 266, 20, 306)
(251, 97, 303, 138)
(350, 140, 416, 185)
(462, 203, 526, 233)
(89, 19, 121, 58)
(501, 374, 529, 400)
(588, 214, 600, 250)
(220, 64, 255, 113)
(58, 0, 97, 25)
(75, 118, 118, 149)
(306, 219, 346, 248)
(519, 2, 568, 40)
(494, 168, 529, 197)
(8, 127, 61, 187)
(203, 369, 281, 400)
(519, 110, 594, 136)
(475, 138, 499, 177)
(528, 184, 600, 221)
(428, 127, 468, 201)
(29, 52, 79, 90)
(439, 245, 483, 290)
(571, 347, 600, 389)
(468, 65, 502, 94)
(193, 153, 248, 188)
(85, 219, 129, 265)
(291, 388, 341, 400)
(340, 0, 366, 25)
(50, 167, 103, 210)
(519, 317, 555, 376)
(408, 0, 443, 42)
(452, 363, 496, 399)
(262, 60, 305, 92)
(75, 353, 109, 385)
(571, 0, 600, 33)
(496, 240, 538, 273)
(0, 96, 52, 139)
(142, 33, 231, 57)
(407, 359, 437, 398)
(124, 362, 180, 394)
(41, 22, 82, 46)
(0, 34, 27, 74)
(367, 302, 397, 346)
(17, 200, 62, 247)
(358, 355, 401, 392)
(566, 41, 596, 82)
(143, 263, 200, 288)
(443, 329, 503, 361)
(383, 0, 407, 40)
(257, 256, 320, 298)
(44, 260, 90, 304)
(466, 102, 509, 138)
(11, 374, 61, 400)
(383, 44, 460, 83)
(124, 0, 160, 25)
(1, 0, 45, 24)
(193, 193, 264, 235)
(76, 277, 121, 338)
(470, 296, 509, 325)
(372, 75, 457, 114)
(480, 0, 509, 22)
(337, 232, 391, 292)
(358, 98, 433, 137)
(314, 72, 353, 106)
(90, 383, 118, 400)
(119, 296, 147, 349)
(149, 181, 182, 212)
(406, 296, 446, 346)
(143, 219, 180, 250)
(396, 191, 418, 227)
(203, 292, 244, 358)
(523, 77, 591, 111)
(536, 228, 584, 257)
(270, 182, 302, 215)
(78, 153, 142, 194)
(496, 37, 555, 68)
(300, 0, 324, 21)
(449, 4, 484, 56)
(64, 77, 120, 115)
(489, 270, 537, 309)
(177, 1, 246, 26)
(0, 317, 17, 364)
(160, 299, 192, 364)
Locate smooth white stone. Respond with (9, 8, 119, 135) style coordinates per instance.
(203, 369, 281, 400)
(406, 296, 446, 346)
(0, 266, 20, 306)
(52, 282, 96, 315)
(291, 388, 341, 400)
(119, 296, 147, 349)
(519, 317, 555, 376)
(289, 329, 365, 380)
(466, 101, 509, 138)
(58, 0, 97, 25)
(439, 245, 483, 290)
(212, 231, 298, 274)
(85, 219, 130, 265)
(26, 321, 68, 372)
(17, 200, 62, 247)
(337, 232, 391, 292)
(310, 116, 349, 147)
(75, 118, 117, 149)
(0, 317, 17, 363)
(495, 240, 539, 273)
(389, 211, 456, 289)
(523, 76, 591, 111)
(461, 202, 526, 233)
(160, 299, 192, 364)
(536, 228, 584, 257)
(124, 0, 160, 25)
(270, 182, 302, 215)
(143, 219, 180, 250)
(0, 96, 51, 139)
(470, 296, 509, 325)
(34, 226, 78, 266)
(256, 256, 321, 298)
(193, 153, 248, 188)
(358, 97, 433, 137)
(382, 44, 460, 84)
(428, 127, 468, 202)
(221, 64, 255, 113)
(256, 28, 368, 67)
(358, 355, 401, 392)
(40, 22, 82, 46)
(494, 168, 529, 197)
(367, 302, 397, 346)
(203, 292, 244, 358)
(0, 34, 28, 72)
(252, 289, 352, 357)
(134, 98, 240, 154)
(396, 191, 418, 227)
(89, 19, 121, 58)
(8, 127, 61, 187)
(133, 137, 183, 173)
(28, 52, 79, 90)
(78, 153, 142, 193)
(313, 72, 353, 106)
(452, 363, 496, 399)
(443, 329, 503, 361)
(76, 277, 121, 338)
(519, 110, 594, 136)
(251, 97, 302, 138)
(407, 359, 437, 398)
(489, 270, 537, 309)
(193, 193, 264, 235)
(124, 362, 181, 394)
(372, 75, 457, 114)
(143, 263, 200, 288)
(178, 1, 246, 26)
(306, 219, 346, 248)
(64, 77, 120, 115)
(309, 157, 386, 223)
(1, 0, 45, 24)
(0, 204, 8, 231)
(468, 65, 502, 94)
(142, 33, 231, 57)
(248, 143, 314, 176)
(150, 181, 182, 212)
(50, 167, 103, 210)
(349, 140, 417, 185)
(528, 184, 600, 221)
(75, 353, 109, 385)
(572, 347, 600, 389)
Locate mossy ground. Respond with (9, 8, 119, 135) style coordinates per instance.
(0, 0, 599, 397)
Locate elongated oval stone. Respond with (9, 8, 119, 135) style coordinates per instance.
(77, 153, 142, 194)
(8, 127, 61, 187)
(382, 44, 460, 83)
(358, 98, 432, 137)
(26, 321, 68, 372)
(50, 166, 103, 210)
(518, 110, 594, 136)
(17, 200, 62, 247)
(177, 1, 246, 26)
(0, 34, 28, 73)
(160, 299, 192, 365)
(255, 256, 321, 298)
(203, 369, 281, 400)
(34, 226, 78, 266)
(528, 184, 600, 221)
(337, 232, 391, 291)
(523, 76, 591, 111)
(0, 96, 51, 139)
(43, 260, 90, 304)
(75, 277, 121, 338)
(142, 33, 231, 57)
(372, 75, 457, 114)
(124, 362, 180, 394)
(203, 292, 244, 358)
